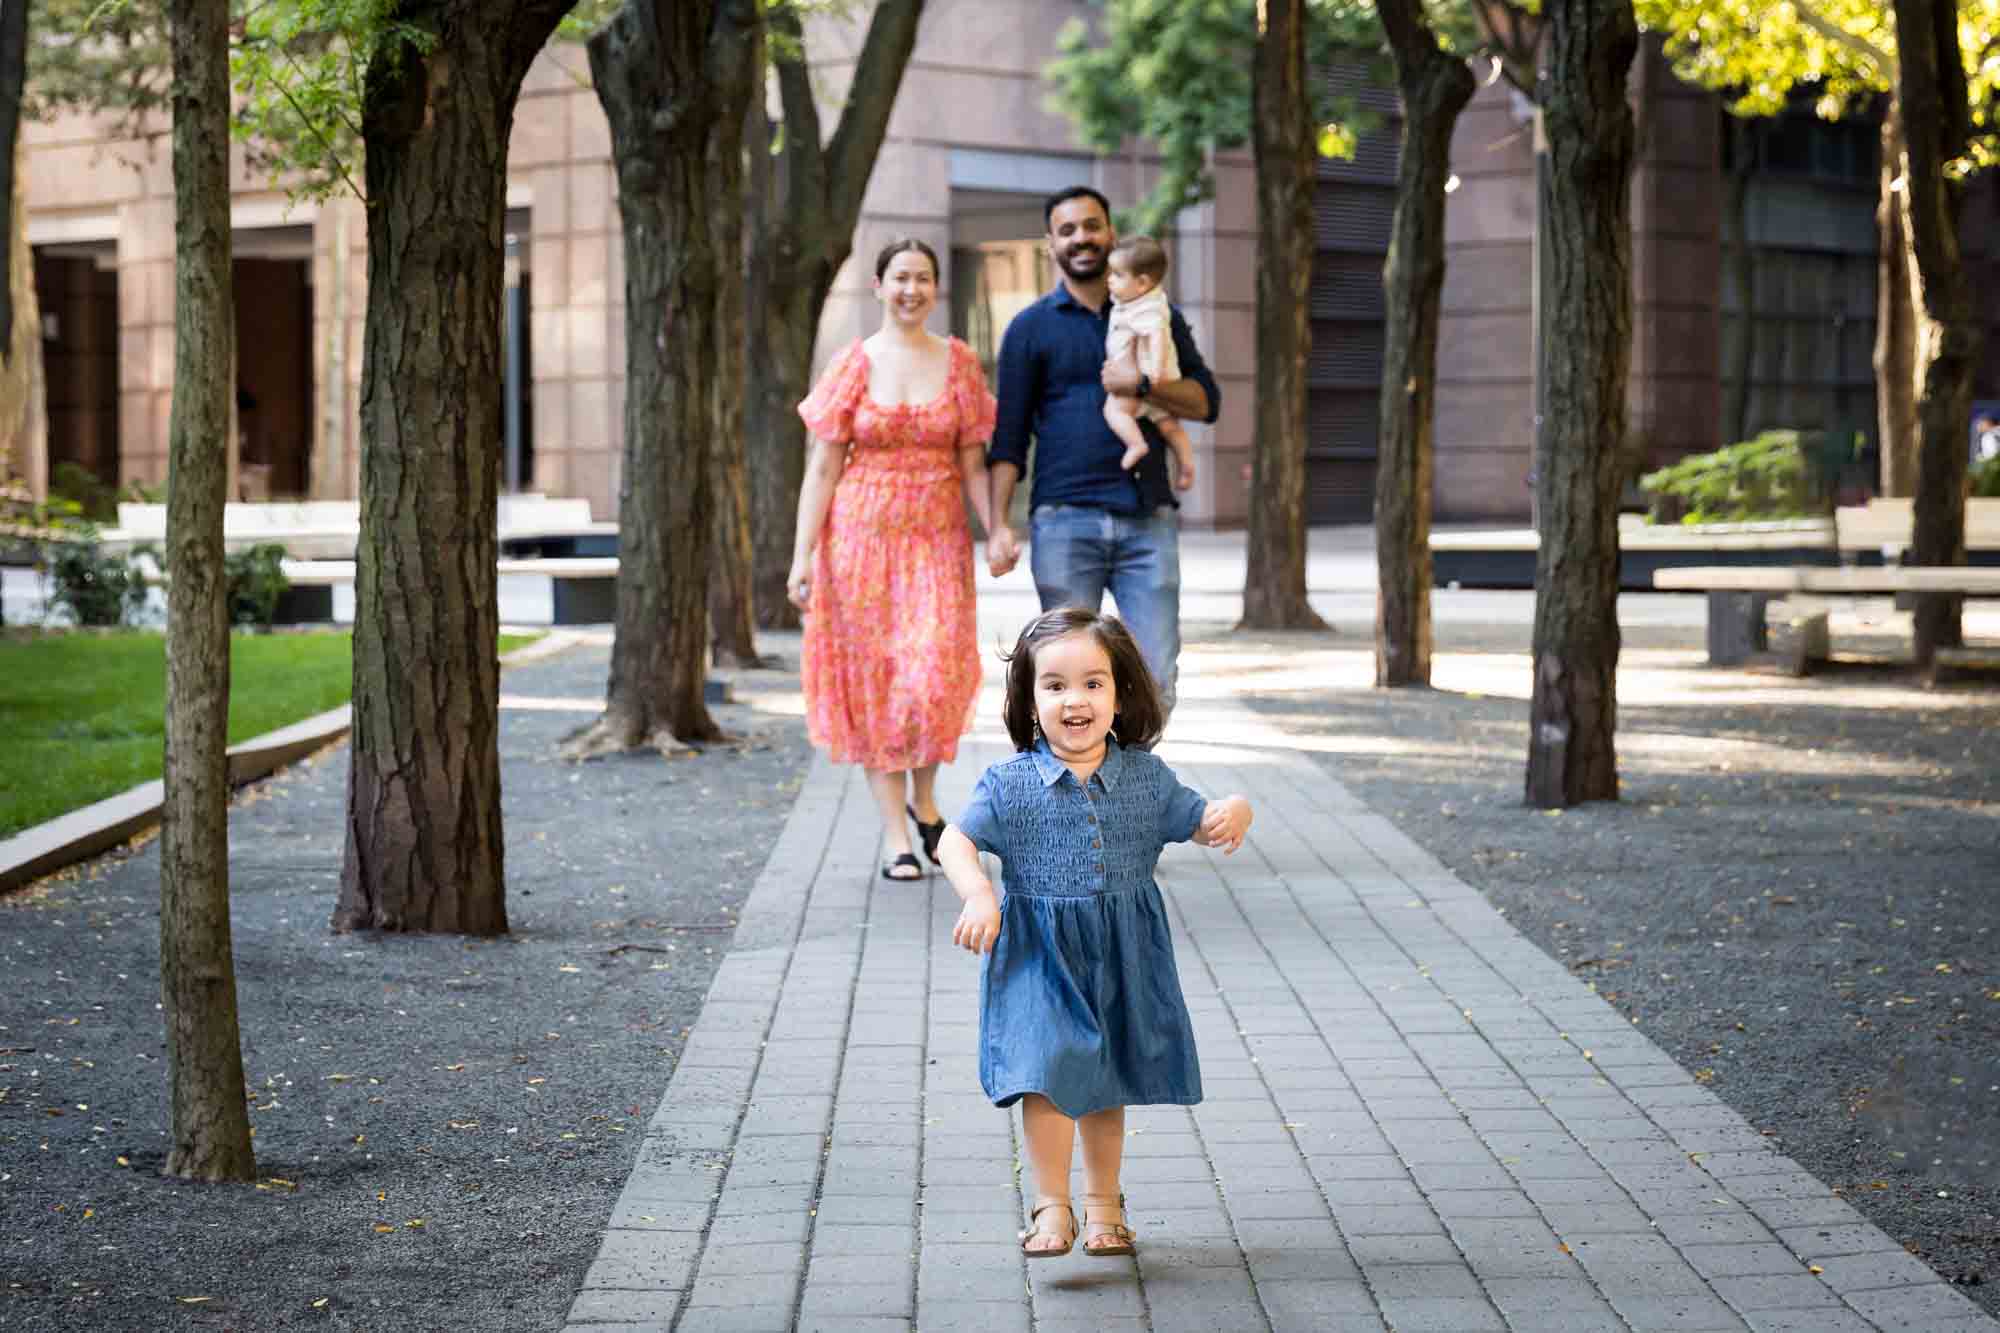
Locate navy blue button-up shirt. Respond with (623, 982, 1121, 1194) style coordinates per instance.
(989, 284, 1223, 515)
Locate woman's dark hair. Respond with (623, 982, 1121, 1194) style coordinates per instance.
(1001, 606, 1166, 753)
(874, 236, 940, 281)
(1043, 185, 1112, 231)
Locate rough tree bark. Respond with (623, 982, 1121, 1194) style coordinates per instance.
(1892, 0, 1977, 665)
(1874, 101, 1920, 498)
(568, 0, 758, 758)
(334, 0, 572, 934)
(160, 0, 255, 1183)
(0, 0, 45, 506)
(0, 0, 25, 361)
(1524, 0, 1637, 810)
(745, 0, 926, 633)
(708, 16, 760, 670)
(1240, 0, 1326, 631)
(1373, 0, 1473, 687)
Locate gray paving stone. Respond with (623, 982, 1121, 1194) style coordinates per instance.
(1653, 1208, 1778, 1248)
(811, 1194, 912, 1227)
(1344, 1233, 1463, 1267)
(1679, 1242, 1810, 1280)
(566, 1288, 682, 1324)
(670, 1306, 794, 1332)
(1812, 1246, 1964, 1293)
(1602, 1290, 1751, 1330)
(1225, 1188, 1333, 1220)
(1254, 1278, 1378, 1326)
(691, 1239, 806, 1280)
(1772, 1222, 1899, 1261)
(911, 1298, 1031, 1333)
(1738, 1310, 1878, 1333)
(579, 1229, 701, 1290)
(1710, 1273, 1841, 1312)
(1482, 1276, 1625, 1328)
(1374, 1295, 1508, 1332)
(1836, 1282, 1995, 1330)
(808, 1222, 917, 1257)
(795, 1281, 913, 1319)
(805, 1252, 915, 1288)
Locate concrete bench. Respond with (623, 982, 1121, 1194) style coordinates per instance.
(278, 555, 619, 626)
(1836, 497, 2000, 563)
(101, 496, 618, 563)
(1653, 564, 2000, 676)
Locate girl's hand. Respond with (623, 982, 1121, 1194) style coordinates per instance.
(785, 558, 811, 612)
(952, 888, 1001, 955)
(1197, 796, 1252, 854)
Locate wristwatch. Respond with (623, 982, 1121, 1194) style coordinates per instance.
(1136, 373, 1152, 401)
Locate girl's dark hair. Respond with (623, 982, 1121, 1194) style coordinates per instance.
(874, 236, 940, 281)
(1001, 607, 1167, 753)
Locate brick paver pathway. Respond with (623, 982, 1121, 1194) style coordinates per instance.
(563, 691, 1995, 1333)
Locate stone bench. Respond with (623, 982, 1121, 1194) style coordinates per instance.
(1653, 564, 2000, 677)
(100, 496, 617, 563)
(279, 556, 619, 626)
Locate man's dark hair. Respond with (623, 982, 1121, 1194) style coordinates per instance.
(1000, 606, 1166, 753)
(1043, 185, 1112, 231)
(1109, 235, 1168, 284)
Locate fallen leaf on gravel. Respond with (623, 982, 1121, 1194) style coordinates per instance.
(178, 1296, 212, 1303)
(443, 1064, 465, 1072)
(405, 1218, 425, 1228)
(1810, 1265, 1823, 1274)
(313, 1298, 329, 1308)
(114, 1157, 128, 1167)
(324, 1074, 354, 1082)
(558, 966, 581, 974)
(373, 1224, 395, 1233)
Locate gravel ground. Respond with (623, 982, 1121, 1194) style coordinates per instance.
(1201, 611, 2000, 1320)
(0, 638, 812, 1332)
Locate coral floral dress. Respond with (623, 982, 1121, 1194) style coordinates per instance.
(796, 336, 995, 771)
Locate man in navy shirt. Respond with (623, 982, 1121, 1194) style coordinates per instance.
(987, 186, 1222, 711)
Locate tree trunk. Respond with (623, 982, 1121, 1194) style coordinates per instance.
(1723, 117, 1753, 449)
(1240, 0, 1326, 631)
(160, 0, 255, 1184)
(1373, 2, 1473, 687)
(1892, 0, 1977, 665)
(0, 1, 44, 511)
(745, 0, 926, 634)
(572, 0, 758, 758)
(336, 1, 571, 934)
(1874, 101, 1920, 497)
(1525, 0, 1637, 810)
(313, 201, 352, 502)
(707, 21, 759, 670)
(0, 0, 26, 362)
(1, 138, 45, 508)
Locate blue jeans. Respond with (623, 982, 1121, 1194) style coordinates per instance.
(1030, 504, 1182, 711)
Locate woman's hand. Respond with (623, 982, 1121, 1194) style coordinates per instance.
(952, 886, 1001, 955)
(785, 558, 812, 612)
(986, 526, 1020, 578)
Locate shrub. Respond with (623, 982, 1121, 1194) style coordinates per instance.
(1971, 454, 2000, 499)
(49, 462, 121, 524)
(224, 543, 291, 627)
(44, 534, 150, 627)
(1639, 430, 1816, 525)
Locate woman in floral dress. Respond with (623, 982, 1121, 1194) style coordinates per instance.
(787, 238, 1002, 881)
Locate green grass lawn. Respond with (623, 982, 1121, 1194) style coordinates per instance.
(0, 631, 539, 839)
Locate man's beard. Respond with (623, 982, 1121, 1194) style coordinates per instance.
(1056, 244, 1105, 280)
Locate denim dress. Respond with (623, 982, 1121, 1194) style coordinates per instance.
(955, 738, 1208, 1119)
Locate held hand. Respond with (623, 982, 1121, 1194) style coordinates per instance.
(952, 888, 1001, 955)
(785, 559, 811, 612)
(986, 526, 1021, 579)
(1199, 797, 1252, 855)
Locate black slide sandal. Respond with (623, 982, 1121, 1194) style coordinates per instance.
(907, 805, 946, 865)
(881, 853, 923, 881)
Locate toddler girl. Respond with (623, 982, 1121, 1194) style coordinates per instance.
(1103, 235, 1197, 490)
(936, 607, 1252, 1259)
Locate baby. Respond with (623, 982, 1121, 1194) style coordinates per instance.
(1103, 236, 1196, 490)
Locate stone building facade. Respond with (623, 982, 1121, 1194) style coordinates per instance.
(18, 2, 2000, 527)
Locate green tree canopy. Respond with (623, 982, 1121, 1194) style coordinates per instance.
(1045, 0, 1394, 234)
(1633, 0, 2000, 170)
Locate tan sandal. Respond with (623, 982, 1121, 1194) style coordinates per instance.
(1081, 1192, 1136, 1257)
(1018, 1195, 1076, 1258)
